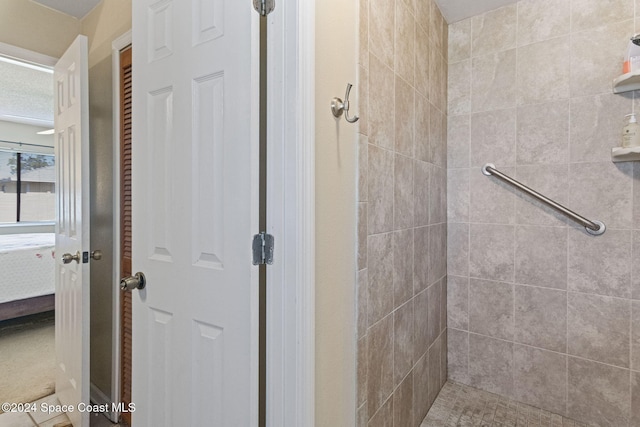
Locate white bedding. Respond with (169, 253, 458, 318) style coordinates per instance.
(0, 233, 55, 304)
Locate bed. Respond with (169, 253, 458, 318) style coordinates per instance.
(0, 233, 55, 321)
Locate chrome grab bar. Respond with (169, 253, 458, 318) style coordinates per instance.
(482, 163, 605, 236)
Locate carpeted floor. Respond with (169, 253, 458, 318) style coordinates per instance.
(0, 311, 55, 410)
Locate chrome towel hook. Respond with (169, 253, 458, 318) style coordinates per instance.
(331, 83, 359, 123)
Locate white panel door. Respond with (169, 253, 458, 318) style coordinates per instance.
(54, 34, 90, 427)
(131, 1, 259, 426)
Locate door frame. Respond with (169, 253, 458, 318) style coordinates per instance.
(265, 0, 316, 425)
(110, 29, 132, 424)
(110, 0, 317, 423)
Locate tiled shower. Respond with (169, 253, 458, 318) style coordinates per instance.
(357, 0, 640, 426)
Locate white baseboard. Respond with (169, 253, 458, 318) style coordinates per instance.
(89, 382, 117, 423)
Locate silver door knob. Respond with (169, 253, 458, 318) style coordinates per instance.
(90, 250, 102, 261)
(120, 272, 146, 291)
(61, 251, 81, 264)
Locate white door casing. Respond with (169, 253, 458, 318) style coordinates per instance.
(54, 34, 90, 427)
(131, 1, 260, 426)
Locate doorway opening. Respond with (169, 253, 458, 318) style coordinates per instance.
(0, 47, 57, 408)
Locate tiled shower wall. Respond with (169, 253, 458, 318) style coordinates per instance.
(446, 1, 640, 426)
(356, 0, 448, 425)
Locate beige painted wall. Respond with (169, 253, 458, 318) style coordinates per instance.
(315, 0, 358, 425)
(81, 0, 132, 68)
(0, 0, 80, 58)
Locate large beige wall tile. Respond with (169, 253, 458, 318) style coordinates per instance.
(568, 292, 631, 367)
(394, 154, 415, 230)
(395, 2, 415, 86)
(568, 228, 631, 298)
(447, 169, 469, 223)
(427, 339, 442, 406)
(447, 329, 469, 383)
(471, 49, 517, 113)
(470, 108, 516, 167)
(414, 288, 430, 359)
(468, 334, 514, 396)
(448, 60, 471, 115)
(447, 275, 469, 330)
(367, 233, 394, 325)
(368, 394, 393, 427)
(570, 94, 632, 163)
(415, 93, 431, 163)
(447, 224, 469, 278)
(634, 231, 640, 299)
(430, 106, 447, 168)
(429, 165, 446, 224)
(514, 285, 567, 352)
(394, 229, 414, 308)
(415, 25, 431, 100)
(369, 0, 394, 69)
(515, 226, 568, 289)
(471, 4, 517, 57)
(359, 0, 368, 69)
(447, 114, 469, 168)
(396, 77, 415, 157)
(570, 20, 633, 97)
(516, 100, 569, 165)
(469, 279, 514, 340)
(414, 226, 431, 293)
(632, 300, 640, 370)
(414, 160, 430, 227)
(394, 300, 415, 383)
(358, 202, 368, 271)
(369, 54, 395, 150)
(632, 372, 640, 427)
(470, 166, 516, 224)
(428, 223, 447, 284)
(570, 0, 633, 32)
(517, 36, 570, 105)
(469, 224, 515, 282)
(358, 270, 368, 338)
(368, 145, 394, 234)
(448, 19, 471, 63)
(568, 161, 633, 230)
(567, 357, 630, 426)
(517, 0, 570, 46)
(513, 345, 567, 415)
(393, 374, 413, 427)
(366, 314, 394, 418)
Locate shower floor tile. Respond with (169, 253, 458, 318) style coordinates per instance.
(421, 381, 586, 427)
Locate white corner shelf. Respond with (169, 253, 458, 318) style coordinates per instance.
(613, 71, 640, 93)
(611, 146, 640, 162)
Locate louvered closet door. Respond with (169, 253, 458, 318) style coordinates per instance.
(119, 46, 133, 427)
(120, 47, 132, 425)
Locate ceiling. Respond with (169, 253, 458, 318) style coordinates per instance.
(435, 0, 520, 23)
(0, 58, 53, 127)
(31, 0, 101, 19)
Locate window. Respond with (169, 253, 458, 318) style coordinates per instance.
(0, 150, 55, 223)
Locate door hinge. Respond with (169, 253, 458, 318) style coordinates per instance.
(252, 232, 274, 265)
(253, 0, 275, 16)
